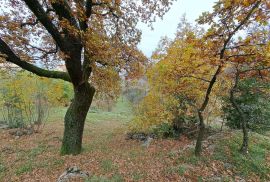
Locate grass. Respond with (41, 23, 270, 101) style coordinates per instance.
(213, 131, 270, 180)
(100, 159, 118, 173)
(88, 97, 133, 123)
(0, 154, 5, 174)
(47, 97, 133, 123)
(15, 163, 33, 175)
(178, 165, 187, 175)
(131, 171, 145, 181)
(173, 131, 270, 180)
(13, 144, 57, 176)
(0, 160, 5, 179)
(1, 96, 270, 181)
(165, 165, 186, 176)
(177, 148, 208, 165)
(85, 174, 124, 182)
(28, 144, 47, 158)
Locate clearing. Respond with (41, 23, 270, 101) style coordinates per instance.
(0, 100, 269, 182)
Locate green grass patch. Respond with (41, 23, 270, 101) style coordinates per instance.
(47, 96, 134, 124)
(14, 145, 59, 175)
(0, 155, 5, 176)
(164, 164, 188, 176)
(178, 165, 187, 175)
(213, 132, 270, 180)
(0, 162, 6, 180)
(177, 149, 208, 165)
(47, 107, 67, 122)
(83, 138, 112, 154)
(132, 171, 145, 181)
(28, 144, 47, 158)
(52, 158, 65, 167)
(88, 97, 133, 123)
(35, 158, 65, 170)
(16, 163, 33, 175)
(0, 164, 5, 173)
(100, 159, 117, 173)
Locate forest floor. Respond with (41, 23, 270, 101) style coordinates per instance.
(0, 100, 270, 182)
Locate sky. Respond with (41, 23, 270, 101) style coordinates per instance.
(138, 0, 216, 57)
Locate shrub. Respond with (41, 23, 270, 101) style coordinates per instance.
(152, 122, 178, 138)
(0, 71, 72, 130)
(222, 78, 270, 132)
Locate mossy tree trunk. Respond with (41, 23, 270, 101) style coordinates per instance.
(195, 111, 206, 156)
(240, 121, 248, 154)
(61, 82, 95, 155)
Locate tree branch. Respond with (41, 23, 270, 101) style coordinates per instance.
(219, 1, 261, 59)
(225, 43, 266, 50)
(22, 0, 67, 51)
(21, 19, 39, 28)
(226, 53, 256, 59)
(50, 0, 80, 30)
(0, 38, 70, 82)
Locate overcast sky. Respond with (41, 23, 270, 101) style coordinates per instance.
(138, 0, 216, 57)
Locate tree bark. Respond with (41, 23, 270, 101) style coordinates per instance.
(240, 121, 248, 154)
(61, 82, 95, 155)
(230, 72, 248, 155)
(195, 111, 205, 156)
(194, 66, 222, 156)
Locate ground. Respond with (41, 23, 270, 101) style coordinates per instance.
(0, 100, 269, 182)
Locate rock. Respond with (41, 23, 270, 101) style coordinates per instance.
(9, 128, 34, 137)
(224, 163, 233, 169)
(0, 124, 9, 129)
(9, 129, 23, 136)
(179, 164, 193, 170)
(126, 132, 157, 141)
(126, 132, 147, 141)
(142, 136, 153, 148)
(26, 128, 33, 135)
(57, 166, 90, 182)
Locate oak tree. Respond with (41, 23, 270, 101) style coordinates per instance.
(0, 0, 174, 155)
(194, 0, 270, 156)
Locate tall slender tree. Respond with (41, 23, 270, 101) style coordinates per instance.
(194, 0, 270, 156)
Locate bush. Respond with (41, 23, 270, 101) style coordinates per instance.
(152, 122, 177, 138)
(0, 71, 72, 130)
(222, 78, 270, 132)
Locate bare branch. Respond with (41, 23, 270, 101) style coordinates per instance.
(226, 53, 256, 59)
(21, 19, 39, 28)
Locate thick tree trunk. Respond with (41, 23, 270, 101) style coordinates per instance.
(195, 111, 205, 156)
(61, 82, 95, 155)
(240, 121, 248, 154)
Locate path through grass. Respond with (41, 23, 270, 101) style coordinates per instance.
(0, 97, 269, 181)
